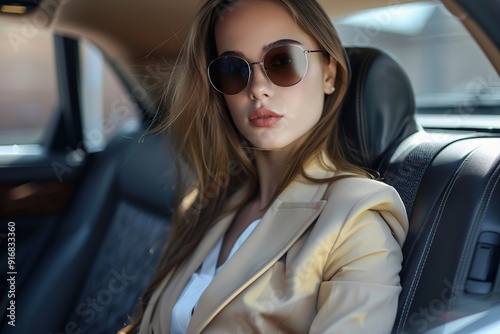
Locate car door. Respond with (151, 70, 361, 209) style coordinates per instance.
(0, 25, 142, 331)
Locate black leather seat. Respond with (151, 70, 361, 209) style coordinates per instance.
(341, 47, 500, 333)
(3, 123, 175, 334)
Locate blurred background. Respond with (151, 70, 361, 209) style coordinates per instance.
(1, 1, 499, 149)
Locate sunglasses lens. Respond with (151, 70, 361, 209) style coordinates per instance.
(208, 56, 249, 95)
(264, 45, 307, 87)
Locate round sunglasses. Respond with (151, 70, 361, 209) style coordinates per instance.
(207, 44, 323, 95)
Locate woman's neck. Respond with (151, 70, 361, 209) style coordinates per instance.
(254, 148, 294, 209)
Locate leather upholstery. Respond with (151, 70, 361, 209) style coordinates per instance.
(340, 47, 500, 333)
(340, 47, 419, 170)
(2, 125, 175, 334)
(392, 138, 500, 333)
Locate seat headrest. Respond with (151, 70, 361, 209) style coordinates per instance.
(340, 47, 419, 170)
(104, 124, 176, 215)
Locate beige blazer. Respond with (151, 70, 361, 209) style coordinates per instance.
(136, 158, 408, 334)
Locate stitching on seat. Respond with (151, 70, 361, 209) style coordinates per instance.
(454, 157, 500, 291)
(396, 154, 471, 332)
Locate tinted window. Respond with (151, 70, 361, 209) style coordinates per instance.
(80, 39, 142, 152)
(0, 26, 57, 145)
(334, 1, 500, 129)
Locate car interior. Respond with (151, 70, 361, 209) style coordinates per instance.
(0, 0, 499, 333)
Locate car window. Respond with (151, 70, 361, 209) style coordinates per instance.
(0, 26, 57, 146)
(79, 39, 142, 152)
(334, 1, 500, 130)
(0, 28, 142, 155)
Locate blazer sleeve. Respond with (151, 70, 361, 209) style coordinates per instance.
(309, 185, 407, 334)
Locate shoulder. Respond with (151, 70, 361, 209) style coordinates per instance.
(319, 177, 408, 247)
(325, 177, 402, 209)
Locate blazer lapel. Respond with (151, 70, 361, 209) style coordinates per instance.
(151, 184, 253, 333)
(187, 176, 331, 333)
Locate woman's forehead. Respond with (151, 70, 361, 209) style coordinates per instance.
(214, 0, 316, 57)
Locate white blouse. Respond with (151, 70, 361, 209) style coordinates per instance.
(170, 219, 261, 334)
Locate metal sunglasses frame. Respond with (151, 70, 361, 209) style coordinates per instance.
(207, 44, 323, 95)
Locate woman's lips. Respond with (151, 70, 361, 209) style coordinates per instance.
(249, 108, 283, 127)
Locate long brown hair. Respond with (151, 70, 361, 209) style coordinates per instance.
(126, 0, 368, 331)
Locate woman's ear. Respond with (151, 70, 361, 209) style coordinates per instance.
(323, 55, 337, 95)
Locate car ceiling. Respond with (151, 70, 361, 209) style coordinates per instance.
(1, 0, 420, 62)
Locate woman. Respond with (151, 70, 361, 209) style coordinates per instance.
(122, 0, 408, 333)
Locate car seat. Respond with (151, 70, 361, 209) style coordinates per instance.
(1, 122, 176, 333)
(341, 47, 500, 334)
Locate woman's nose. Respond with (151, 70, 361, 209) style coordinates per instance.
(247, 63, 274, 100)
